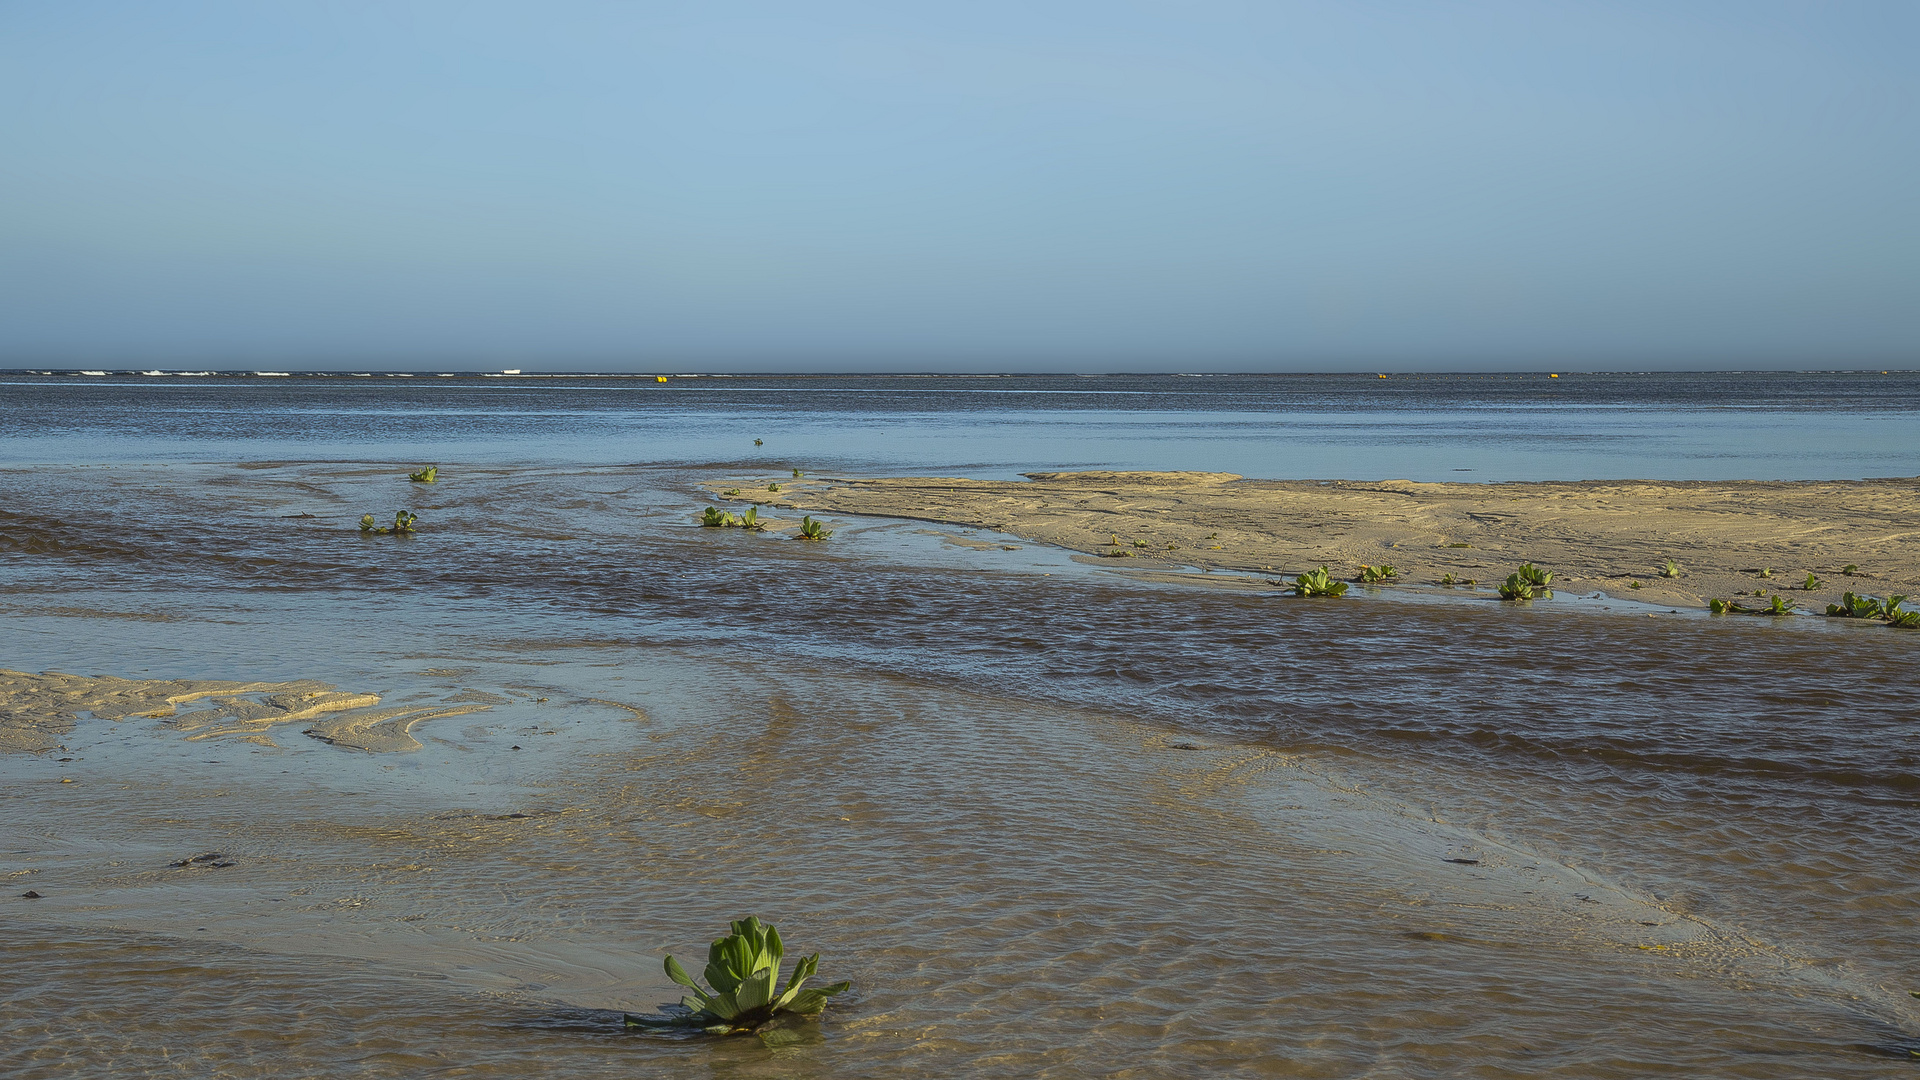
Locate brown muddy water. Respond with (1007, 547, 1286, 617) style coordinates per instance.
(2, 460, 1918, 1078)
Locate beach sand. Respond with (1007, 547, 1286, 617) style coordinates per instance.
(732, 471, 1920, 609)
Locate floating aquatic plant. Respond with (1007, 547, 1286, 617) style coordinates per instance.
(359, 510, 417, 535)
(722, 488, 741, 497)
(1357, 564, 1397, 584)
(792, 468, 804, 479)
(797, 516, 832, 541)
(768, 483, 781, 493)
(1132, 538, 1150, 548)
(626, 917, 850, 1036)
(1659, 559, 1681, 579)
(1801, 572, 1822, 591)
(1842, 564, 1859, 576)
(754, 439, 763, 446)
(1291, 567, 1348, 597)
(1825, 592, 1919, 628)
(700, 506, 765, 531)
(1628, 580, 1643, 589)
(408, 465, 438, 483)
(1757, 568, 1773, 579)
(1498, 563, 1553, 601)
(1711, 594, 1795, 616)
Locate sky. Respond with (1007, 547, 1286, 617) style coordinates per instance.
(1, 1, 1915, 371)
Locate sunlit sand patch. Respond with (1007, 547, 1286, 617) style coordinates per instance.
(304, 704, 492, 753)
(0, 669, 492, 754)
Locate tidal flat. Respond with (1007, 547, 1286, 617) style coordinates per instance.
(3, 374, 1918, 1076)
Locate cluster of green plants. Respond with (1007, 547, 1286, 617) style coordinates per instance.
(797, 516, 832, 541)
(1824, 592, 1919, 627)
(626, 917, 850, 1036)
(1357, 564, 1397, 583)
(1437, 573, 1477, 587)
(1498, 563, 1553, 601)
(407, 465, 438, 483)
(359, 510, 418, 535)
(701, 505, 766, 530)
(1291, 567, 1348, 597)
(1709, 594, 1795, 616)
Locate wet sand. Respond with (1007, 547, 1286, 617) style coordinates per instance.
(6, 461, 1919, 1076)
(735, 471, 1920, 609)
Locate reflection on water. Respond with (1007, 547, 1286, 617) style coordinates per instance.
(3, 462, 1917, 1077)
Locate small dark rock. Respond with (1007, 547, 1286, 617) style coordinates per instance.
(21, 891, 41, 899)
(510, 745, 522, 750)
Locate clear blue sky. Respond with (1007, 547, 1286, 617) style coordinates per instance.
(1, 2, 1914, 371)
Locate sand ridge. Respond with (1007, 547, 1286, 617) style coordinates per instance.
(728, 471, 1920, 610)
(0, 669, 493, 754)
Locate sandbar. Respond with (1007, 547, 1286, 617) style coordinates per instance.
(735, 471, 1920, 610)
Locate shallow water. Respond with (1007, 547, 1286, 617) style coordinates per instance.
(2, 379, 1919, 1077)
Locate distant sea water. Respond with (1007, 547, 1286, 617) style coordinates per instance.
(2, 369, 1918, 479)
(2, 370, 1917, 1078)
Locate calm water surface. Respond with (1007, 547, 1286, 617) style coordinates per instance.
(2, 374, 1917, 1077)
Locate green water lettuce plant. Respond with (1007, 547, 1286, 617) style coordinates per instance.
(1357, 564, 1397, 583)
(408, 465, 437, 483)
(359, 510, 417, 534)
(1825, 592, 1919, 628)
(1801, 572, 1823, 591)
(797, 516, 832, 541)
(1659, 559, 1681, 578)
(1711, 594, 1795, 616)
(1291, 567, 1348, 597)
(1498, 563, 1553, 601)
(1826, 592, 1886, 619)
(630, 917, 850, 1035)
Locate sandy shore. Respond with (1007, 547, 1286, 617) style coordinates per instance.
(729, 471, 1920, 610)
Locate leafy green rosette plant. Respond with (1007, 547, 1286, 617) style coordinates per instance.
(797, 516, 832, 541)
(1711, 594, 1795, 616)
(1825, 592, 1885, 619)
(408, 465, 437, 483)
(1659, 559, 1680, 578)
(359, 510, 417, 534)
(1291, 567, 1347, 597)
(627, 917, 850, 1035)
(1357, 564, 1396, 583)
(1498, 563, 1552, 601)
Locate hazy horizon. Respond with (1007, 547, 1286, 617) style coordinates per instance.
(3, 2, 1915, 372)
